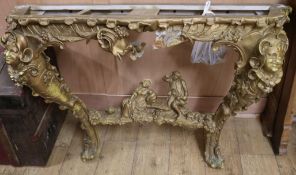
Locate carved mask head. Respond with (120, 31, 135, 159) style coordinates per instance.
(2, 33, 33, 66)
(259, 33, 288, 73)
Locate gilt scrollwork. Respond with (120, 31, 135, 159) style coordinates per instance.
(0, 4, 291, 169)
(17, 23, 146, 61)
(97, 26, 145, 60)
(1, 32, 99, 161)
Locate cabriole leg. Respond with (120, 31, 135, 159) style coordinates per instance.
(1, 32, 99, 161)
(204, 29, 289, 168)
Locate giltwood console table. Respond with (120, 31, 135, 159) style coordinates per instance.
(0, 4, 291, 168)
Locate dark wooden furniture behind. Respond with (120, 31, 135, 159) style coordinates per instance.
(262, 2, 296, 155)
(0, 48, 67, 166)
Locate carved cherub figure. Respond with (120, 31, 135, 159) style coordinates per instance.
(163, 71, 188, 119)
(121, 79, 157, 119)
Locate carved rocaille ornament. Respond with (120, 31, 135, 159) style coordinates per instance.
(0, 4, 291, 169)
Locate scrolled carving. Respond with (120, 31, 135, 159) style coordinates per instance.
(97, 27, 127, 50)
(1, 4, 291, 170)
(17, 23, 146, 61)
(97, 26, 145, 60)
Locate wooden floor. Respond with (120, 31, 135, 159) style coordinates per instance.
(0, 115, 295, 175)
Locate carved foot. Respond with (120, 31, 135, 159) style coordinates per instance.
(205, 132, 224, 168)
(205, 145, 224, 168)
(81, 133, 98, 161)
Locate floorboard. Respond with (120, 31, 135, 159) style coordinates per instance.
(0, 116, 295, 175)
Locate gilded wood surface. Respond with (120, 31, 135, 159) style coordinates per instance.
(0, 1, 287, 116)
(0, 4, 291, 168)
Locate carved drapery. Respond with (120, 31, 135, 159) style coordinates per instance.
(0, 5, 291, 168)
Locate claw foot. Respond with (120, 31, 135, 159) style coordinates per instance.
(81, 133, 98, 161)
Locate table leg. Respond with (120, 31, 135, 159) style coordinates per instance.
(204, 29, 289, 168)
(1, 32, 99, 161)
